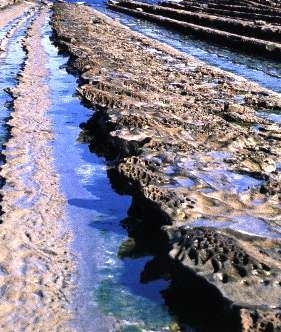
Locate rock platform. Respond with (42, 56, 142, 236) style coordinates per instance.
(108, 0, 281, 60)
(52, 2, 281, 330)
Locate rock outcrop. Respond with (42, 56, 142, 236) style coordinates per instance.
(107, 0, 281, 60)
(52, 2, 281, 330)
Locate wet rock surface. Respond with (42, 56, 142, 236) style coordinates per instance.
(107, 0, 281, 60)
(168, 227, 281, 308)
(51, 2, 281, 330)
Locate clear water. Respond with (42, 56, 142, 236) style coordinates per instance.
(0, 18, 33, 149)
(175, 151, 263, 193)
(257, 109, 281, 124)
(40, 5, 281, 328)
(191, 216, 281, 239)
(1, 2, 280, 331)
(42, 19, 173, 331)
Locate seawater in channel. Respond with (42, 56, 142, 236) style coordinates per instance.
(74, 0, 281, 92)
(0, 17, 34, 149)
(42, 19, 176, 331)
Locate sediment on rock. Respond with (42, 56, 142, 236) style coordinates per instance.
(51, 2, 281, 330)
(107, 0, 281, 60)
(0, 4, 73, 330)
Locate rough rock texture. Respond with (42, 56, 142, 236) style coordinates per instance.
(168, 227, 281, 308)
(162, 0, 281, 24)
(52, 2, 281, 330)
(107, 0, 281, 60)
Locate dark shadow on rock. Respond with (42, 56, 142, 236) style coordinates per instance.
(78, 115, 243, 331)
(141, 256, 241, 332)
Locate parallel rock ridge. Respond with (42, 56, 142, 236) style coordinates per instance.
(51, 2, 281, 331)
(107, 0, 281, 60)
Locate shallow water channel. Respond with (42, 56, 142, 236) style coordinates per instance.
(42, 19, 176, 332)
(42, 4, 281, 330)
(0, 2, 281, 331)
(0, 14, 35, 159)
(41, 7, 281, 329)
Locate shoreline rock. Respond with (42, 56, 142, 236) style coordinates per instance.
(51, 2, 281, 330)
(107, 0, 281, 60)
(0, 0, 20, 9)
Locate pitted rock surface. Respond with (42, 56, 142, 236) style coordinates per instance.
(240, 309, 281, 332)
(168, 227, 281, 308)
(51, 2, 281, 329)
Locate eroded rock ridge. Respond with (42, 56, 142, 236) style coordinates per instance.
(51, 2, 281, 331)
(108, 0, 281, 60)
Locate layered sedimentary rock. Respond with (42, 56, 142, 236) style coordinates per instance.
(52, 2, 281, 330)
(107, 0, 281, 60)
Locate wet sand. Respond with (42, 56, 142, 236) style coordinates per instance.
(0, 1, 34, 28)
(0, 5, 73, 331)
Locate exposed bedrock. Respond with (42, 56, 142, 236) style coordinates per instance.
(107, 0, 281, 60)
(51, 2, 281, 330)
(160, 0, 281, 25)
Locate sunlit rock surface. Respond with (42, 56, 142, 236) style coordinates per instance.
(51, 2, 281, 330)
(0, 0, 21, 8)
(107, 0, 281, 60)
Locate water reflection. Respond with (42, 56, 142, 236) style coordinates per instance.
(43, 20, 176, 331)
(45, 2, 281, 330)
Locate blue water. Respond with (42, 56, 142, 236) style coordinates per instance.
(41, 3, 281, 329)
(42, 19, 174, 332)
(0, 15, 35, 148)
(1, 2, 280, 331)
